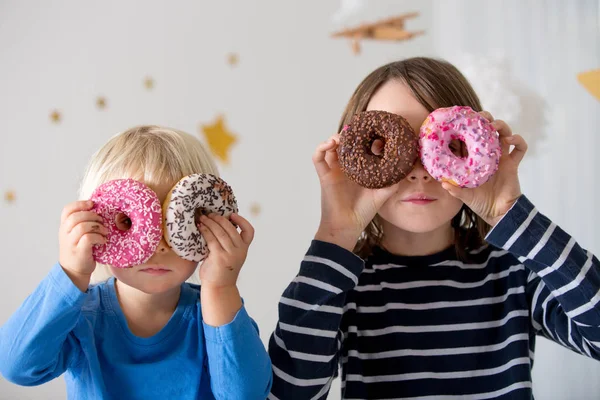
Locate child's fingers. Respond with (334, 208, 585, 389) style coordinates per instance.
(313, 137, 337, 177)
(324, 135, 341, 168)
(479, 111, 494, 122)
(76, 232, 106, 250)
(61, 201, 95, 224)
(200, 215, 235, 252)
(208, 214, 241, 247)
(373, 183, 400, 206)
(492, 119, 512, 138)
(71, 222, 108, 245)
(324, 146, 340, 167)
(64, 212, 104, 234)
(230, 213, 255, 245)
(442, 182, 475, 205)
(199, 223, 223, 253)
(198, 223, 222, 251)
(491, 119, 513, 156)
(506, 134, 528, 165)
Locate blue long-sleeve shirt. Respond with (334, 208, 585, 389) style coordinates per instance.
(0, 264, 272, 399)
(268, 195, 600, 399)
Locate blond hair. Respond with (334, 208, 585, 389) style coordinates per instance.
(80, 125, 218, 283)
(339, 57, 491, 261)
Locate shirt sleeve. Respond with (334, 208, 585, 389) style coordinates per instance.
(202, 304, 273, 400)
(486, 195, 600, 360)
(267, 240, 364, 400)
(0, 263, 86, 385)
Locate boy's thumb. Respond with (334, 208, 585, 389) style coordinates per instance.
(442, 181, 473, 204)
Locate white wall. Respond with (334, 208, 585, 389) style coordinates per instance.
(433, 1, 600, 399)
(0, 1, 597, 399)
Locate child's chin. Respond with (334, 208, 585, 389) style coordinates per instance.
(135, 278, 182, 294)
(390, 217, 451, 234)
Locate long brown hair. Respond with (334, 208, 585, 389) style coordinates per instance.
(339, 57, 491, 260)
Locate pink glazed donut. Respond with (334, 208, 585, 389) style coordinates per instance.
(419, 106, 502, 188)
(90, 179, 163, 268)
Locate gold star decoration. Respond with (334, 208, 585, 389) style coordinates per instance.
(4, 190, 16, 203)
(50, 110, 61, 123)
(577, 69, 600, 101)
(96, 96, 107, 109)
(144, 77, 155, 90)
(227, 53, 239, 66)
(200, 115, 238, 164)
(249, 202, 261, 217)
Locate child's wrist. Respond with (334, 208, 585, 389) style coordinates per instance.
(60, 265, 92, 293)
(314, 227, 359, 252)
(201, 282, 238, 293)
(201, 284, 242, 327)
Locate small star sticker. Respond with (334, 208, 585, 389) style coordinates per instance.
(96, 97, 107, 109)
(227, 53, 239, 66)
(249, 203, 261, 217)
(144, 77, 155, 90)
(50, 110, 61, 123)
(200, 115, 238, 164)
(4, 190, 16, 203)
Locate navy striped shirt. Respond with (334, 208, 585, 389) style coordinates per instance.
(268, 196, 600, 399)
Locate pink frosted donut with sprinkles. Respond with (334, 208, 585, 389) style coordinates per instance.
(90, 179, 163, 268)
(419, 106, 502, 188)
(163, 174, 238, 262)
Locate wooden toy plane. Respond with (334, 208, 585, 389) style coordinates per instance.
(331, 12, 424, 54)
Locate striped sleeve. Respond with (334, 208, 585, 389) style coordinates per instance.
(486, 195, 600, 360)
(268, 240, 364, 400)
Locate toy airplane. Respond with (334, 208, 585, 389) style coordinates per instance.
(331, 12, 424, 54)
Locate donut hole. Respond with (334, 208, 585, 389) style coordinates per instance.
(449, 139, 468, 158)
(194, 208, 209, 228)
(370, 138, 385, 156)
(114, 213, 132, 231)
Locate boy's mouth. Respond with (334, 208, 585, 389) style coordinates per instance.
(139, 266, 171, 275)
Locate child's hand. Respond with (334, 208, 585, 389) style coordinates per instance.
(58, 201, 108, 291)
(313, 135, 397, 251)
(198, 213, 253, 289)
(442, 111, 527, 227)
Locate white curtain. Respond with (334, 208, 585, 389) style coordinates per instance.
(433, 1, 600, 399)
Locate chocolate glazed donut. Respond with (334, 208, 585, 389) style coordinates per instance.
(337, 110, 419, 189)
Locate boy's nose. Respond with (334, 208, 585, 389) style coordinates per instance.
(155, 238, 170, 254)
